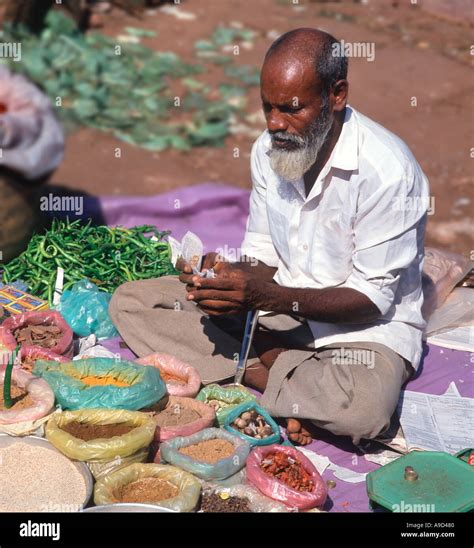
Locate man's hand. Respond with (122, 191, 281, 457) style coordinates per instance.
(186, 269, 265, 316)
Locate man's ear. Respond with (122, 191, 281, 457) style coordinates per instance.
(332, 79, 349, 112)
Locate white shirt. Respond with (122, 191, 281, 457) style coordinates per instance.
(241, 106, 429, 369)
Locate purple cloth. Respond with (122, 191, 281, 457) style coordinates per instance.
(87, 183, 250, 254)
(95, 187, 472, 512)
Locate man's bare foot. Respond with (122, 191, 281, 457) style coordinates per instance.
(286, 418, 315, 446)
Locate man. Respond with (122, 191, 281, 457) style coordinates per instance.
(110, 28, 429, 445)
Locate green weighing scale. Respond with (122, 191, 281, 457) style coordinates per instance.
(366, 449, 474, 512)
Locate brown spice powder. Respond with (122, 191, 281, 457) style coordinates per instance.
(118, 477, 178, 503)
(154, 405, 201, 428)
(0, 383, 35, 411)
(60, 421, 135, 441)
(178, 439, 235, 464)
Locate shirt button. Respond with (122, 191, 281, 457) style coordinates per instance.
(302, 244, 308, 251)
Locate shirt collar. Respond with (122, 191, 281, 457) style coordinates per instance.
(329, 104, 359, 171)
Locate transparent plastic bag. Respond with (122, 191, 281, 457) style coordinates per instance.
(0, 367, 55, 425)
(425, 287, 474, 336)
(33, 357, 166, 410)
(45, 409, 155, 462)
(57, 280, 118, 339)
(0, 310, 74, 358)
(199, 484, 292, 513)
(246, 445, 328, 510)
(160, 427, 251, 481)
(93, 463, 201, 512)
(224, 401, 281, 447)
(422, 247, 473, 319)
(196, 384, 256, 426)
(136, 353, 201, 398)
(146, 395, 215, 443)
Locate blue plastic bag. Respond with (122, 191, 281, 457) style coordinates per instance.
(33, 357, 167, 411)
(160, 428, 250, 481)
(57, 280, 118, 339)
(224, 401, 281, 447)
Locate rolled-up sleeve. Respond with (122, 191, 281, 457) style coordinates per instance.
(344, 168, 428, 315)
(241, 137, 279, 267)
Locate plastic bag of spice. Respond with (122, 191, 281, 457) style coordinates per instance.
(246, 445, 328, 510)
(0, 367, 55, 425)
(199, 484, 291, 513)
(17, 346, 68, 373)
(45, 409, 156, 479)
(0, 310, 74, 358)
(145, 395, 215, 443)
(196, 384, 256, 426)
(94, 463, 201, 512)
(224, 401, 281, 447)
(136, 353, 201, 398)
(33, 357, 166, 410)
(160, 427, 251, 481)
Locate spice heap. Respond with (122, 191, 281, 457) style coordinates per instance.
(179, 439, 235, 464)
(78, 375, 130, 387)
(231, 409, 274, 440)
(20, 356, 38, 373)
(13, 324, 62, 349)
(154, 404, 201, 428)
(0, 383, 34, 411)
(118, 477, 178, 504)
(200, 492, 251, 513)
(0, 442, 87, 512)
(61, 421, 135, 441)
(260, 451, 314, 493)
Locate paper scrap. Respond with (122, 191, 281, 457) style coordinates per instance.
(397, 390, 474, 454)
(296, 448, 367, 483)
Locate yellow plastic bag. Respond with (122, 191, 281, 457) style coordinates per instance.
(94, 463, 201, 512)
(45, 409, 156, 463)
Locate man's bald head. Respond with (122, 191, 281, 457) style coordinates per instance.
(264, 28, 348, 94)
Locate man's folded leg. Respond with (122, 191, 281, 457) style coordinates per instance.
(259, 341, 413, 444)
(109, 276, 256, 384)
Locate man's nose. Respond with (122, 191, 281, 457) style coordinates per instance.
(266, 109, 288, 133)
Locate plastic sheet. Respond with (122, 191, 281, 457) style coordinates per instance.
(147, 395, 215, 443)
(0, 367, 55, 425)
(136, 353, 201, 398)
(224, 401, 281, 447)
(196, 384, 256, 426)
(33, 357, 166, 411)
(246, 445, 328, 510)
(94, 463, 201, 512)
(57, 280, 118, 339)
(0, 310, 74, 358)
(160, 427, 250, 481)
(45, 409, 156, 479)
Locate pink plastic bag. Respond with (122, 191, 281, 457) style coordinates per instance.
(0, 310, 74, 359)
(246, 445, 328, 510)
(17, 346, 68, 373)
(149, 395, 215, 443)
(136, 353, 201, 398)
(0, 367, 55, 424)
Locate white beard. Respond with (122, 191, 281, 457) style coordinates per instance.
(268, 109, 333, 182)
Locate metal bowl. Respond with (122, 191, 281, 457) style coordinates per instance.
(84, 503, 177, 513)
(0, 433, 93, 510)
